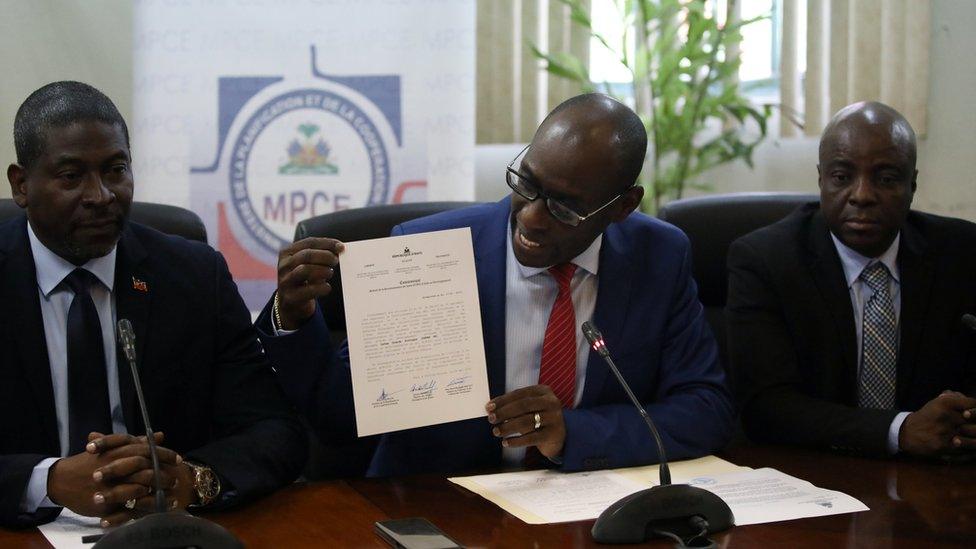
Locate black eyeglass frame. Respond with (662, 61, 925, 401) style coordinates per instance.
(505, 144, 633, 227)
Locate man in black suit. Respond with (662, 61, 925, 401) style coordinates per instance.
(0, 81, 307, 528)
(727, 101, 976, 458)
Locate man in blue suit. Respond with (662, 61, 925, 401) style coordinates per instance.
(258, 93, 733, 476)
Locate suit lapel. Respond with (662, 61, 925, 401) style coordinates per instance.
(474, 200, 510, 398)
(804, 212, 859, 402)
(113, 225, 152, 433)
(894, 221, 933, 405)
(1, 217, 59, 450)
(580, 225, 632, 406)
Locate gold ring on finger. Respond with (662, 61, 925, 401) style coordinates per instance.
(125, 498, 137, 510)
(534, 412, 542, 430)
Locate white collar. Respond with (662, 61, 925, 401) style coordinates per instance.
(507, 223, 603, 279)
(830, 231, 901, 288)
(27, 221, 118, 297)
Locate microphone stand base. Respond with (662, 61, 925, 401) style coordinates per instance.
(93, 510, 243, 549)
(591, 484, 734, 544)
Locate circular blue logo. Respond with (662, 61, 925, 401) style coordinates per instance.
(229, 88, 390, 254)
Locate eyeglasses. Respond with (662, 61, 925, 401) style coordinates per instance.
(506, 144, 630, 227)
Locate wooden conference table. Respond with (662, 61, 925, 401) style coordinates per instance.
(2, 444, 973, 548)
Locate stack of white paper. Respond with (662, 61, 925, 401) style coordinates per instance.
(449, 456, 868, 526)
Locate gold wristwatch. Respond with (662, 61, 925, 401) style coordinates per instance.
(185, 461, 221, 507)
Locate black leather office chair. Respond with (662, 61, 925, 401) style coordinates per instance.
(295, 201, 481, 345)
(293, 201, 480, 479)
(0, 198, 208, 243)
(657, 192, 817, 369)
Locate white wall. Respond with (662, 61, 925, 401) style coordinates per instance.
(913, 0, 976, 221)
(0, 1, 132, 199)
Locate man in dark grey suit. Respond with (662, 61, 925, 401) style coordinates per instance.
(727, 101, 976, 457)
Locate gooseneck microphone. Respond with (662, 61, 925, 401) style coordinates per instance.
(117, 320, 166, 514)
(581, 321, 734, 545)
(94, 320, 243, 549)
(582, 322, 672, 486)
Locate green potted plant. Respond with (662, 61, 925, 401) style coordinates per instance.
(533, 0, 772, 212)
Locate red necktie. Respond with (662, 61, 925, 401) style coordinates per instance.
(539, 263, 578, 408)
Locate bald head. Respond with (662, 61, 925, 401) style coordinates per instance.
(817, 101, 918, 258)
(820, 101, 917, 170)
(534, 93, 647, 192)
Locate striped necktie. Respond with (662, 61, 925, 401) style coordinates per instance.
(538, 263, 578, 408)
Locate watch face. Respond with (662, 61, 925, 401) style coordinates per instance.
(194, 465, 220, 504)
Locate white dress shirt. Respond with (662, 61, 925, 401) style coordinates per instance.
(829, 232, 909, 454)
(502, 225, 602, 464)
(21, 223, 127, 513)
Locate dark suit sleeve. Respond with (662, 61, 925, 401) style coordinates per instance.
(726, 238, 897, 455)
(181, 253, 308, 506)
(255, 301, 358, 442)
(254, 223, 414, 445)
(0, 454, 62, 528)
(561, 242, 735, 470)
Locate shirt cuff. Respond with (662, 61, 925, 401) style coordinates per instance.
(21, 457, 60, 513)
(887, 411, 911, 455)
(261, 306, 298, 337)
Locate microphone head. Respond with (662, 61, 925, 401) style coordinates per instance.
(117, 319, 136, 363)
(581, 321, 609, 356)
(963, 313, 976, 332)
(118, 318, 133, 335)
(581, 321, 602, 344)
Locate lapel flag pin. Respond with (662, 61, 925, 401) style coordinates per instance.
(132, 277, 148, 292)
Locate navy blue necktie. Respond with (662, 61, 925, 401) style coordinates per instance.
(64, 268, 112, 454)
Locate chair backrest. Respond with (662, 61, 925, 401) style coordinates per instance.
(657, 192, 817, 366)
(295, 201, 481, 342)
(0, 199, 208, 243)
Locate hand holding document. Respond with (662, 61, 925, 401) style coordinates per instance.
(341, 228, 490, 436)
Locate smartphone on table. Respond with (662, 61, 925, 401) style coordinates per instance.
(374, 517, 463, 549)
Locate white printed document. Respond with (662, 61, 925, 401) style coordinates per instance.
(684, 467, 869, 525)
(37, 508, 104, 548)
(449, 456, 867, 525)
(341, 228, 490, 436)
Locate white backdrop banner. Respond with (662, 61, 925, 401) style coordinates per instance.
(133, 0, 475, 309)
